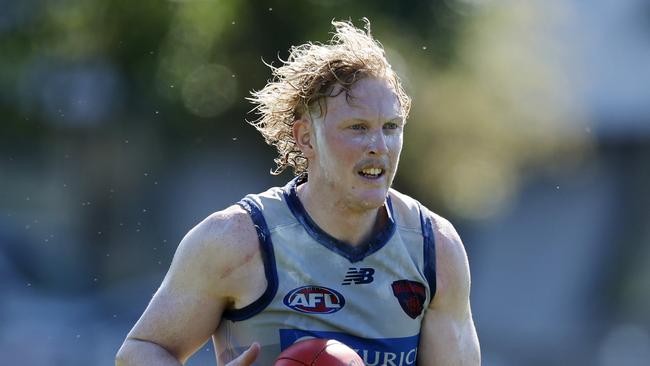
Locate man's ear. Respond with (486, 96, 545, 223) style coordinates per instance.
(293, 115, 315, 159)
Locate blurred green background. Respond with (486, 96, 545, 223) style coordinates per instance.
(1, 0, 649, 365)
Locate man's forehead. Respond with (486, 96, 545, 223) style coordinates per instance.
(325, 78, 403, 120)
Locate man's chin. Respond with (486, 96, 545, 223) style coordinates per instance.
(351, 190, 389, 211)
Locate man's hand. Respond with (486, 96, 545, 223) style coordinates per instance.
(226, 343, 261, 366)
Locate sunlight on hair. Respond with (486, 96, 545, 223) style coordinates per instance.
(248, 19, 410, 176)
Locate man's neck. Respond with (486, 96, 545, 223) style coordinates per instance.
(296, 180, 387, 247)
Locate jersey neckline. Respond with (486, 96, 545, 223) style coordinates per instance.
(282, 175, 396, 263)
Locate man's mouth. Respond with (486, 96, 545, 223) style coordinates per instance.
(358, 167, 385, 179)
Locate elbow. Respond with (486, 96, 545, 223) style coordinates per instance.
(115, 355, 127, 366)
(115, 341, 134, 366)
(115, 353, 127, 366)
(115, 338, 181, 366)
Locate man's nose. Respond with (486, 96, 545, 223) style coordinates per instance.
(367, 129, 388, 155)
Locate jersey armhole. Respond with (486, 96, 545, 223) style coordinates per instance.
(418, 204, 437, 302)
(222, 197, 279, 321)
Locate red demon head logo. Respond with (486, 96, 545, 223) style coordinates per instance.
(391, 280, 426, 319)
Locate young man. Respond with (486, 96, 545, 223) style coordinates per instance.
(116, 20, 480, 366)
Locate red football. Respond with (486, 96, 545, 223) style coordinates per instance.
(273, 338, 364, 366)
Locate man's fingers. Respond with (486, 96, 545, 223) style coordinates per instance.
(227, 342, 261, 366)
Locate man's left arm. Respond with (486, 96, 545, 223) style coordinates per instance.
(418, 216, 480, 366)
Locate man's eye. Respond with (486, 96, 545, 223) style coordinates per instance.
(384, 122, 399, 130)
(350, 124, 367, 130)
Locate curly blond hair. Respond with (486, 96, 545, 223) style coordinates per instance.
(248, 19, 411, 175)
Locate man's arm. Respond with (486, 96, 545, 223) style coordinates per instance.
(418, 216, 480, 366)
(115, 206, 264, 365)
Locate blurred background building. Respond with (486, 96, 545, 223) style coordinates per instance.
(1, 0, 648, 365)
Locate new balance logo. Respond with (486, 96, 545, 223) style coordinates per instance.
(342, 268, 375, 285)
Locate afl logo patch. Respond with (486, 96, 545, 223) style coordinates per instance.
(283, 286, 346, 314)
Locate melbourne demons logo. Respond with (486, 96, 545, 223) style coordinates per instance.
(391, 280, 426, 319)
(283, 286, 346, 314)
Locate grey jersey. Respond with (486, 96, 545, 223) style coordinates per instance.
(214, 177, 436, 366)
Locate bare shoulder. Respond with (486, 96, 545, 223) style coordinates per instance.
(167, 204, 261, 299)
(429, 213, 467, 268)
(387, 190, 470, 294)
(189, 204, 259, 256)
(425, 210, 471, 314)
(121, 204, 262, 362)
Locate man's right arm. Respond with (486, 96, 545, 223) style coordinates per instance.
(116, 339, 185, 366)
(115, 205, 263, 365)
(116, 340, 261, 366)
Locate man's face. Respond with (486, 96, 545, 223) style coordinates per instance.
(307, 77, 405, 211)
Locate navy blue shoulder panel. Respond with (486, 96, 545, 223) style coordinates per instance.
(283, 176, 396, 263)
(222, 197, 279, 322)
(419, 205, 437, 301)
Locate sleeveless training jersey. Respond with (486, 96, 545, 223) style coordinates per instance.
(214, 176, 436, 366)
